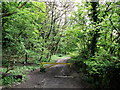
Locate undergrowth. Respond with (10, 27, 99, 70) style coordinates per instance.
(69, 51, 120, 88)
(0, 65, 40, 87)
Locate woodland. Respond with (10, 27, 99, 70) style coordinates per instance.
(0, 0, 120, 88)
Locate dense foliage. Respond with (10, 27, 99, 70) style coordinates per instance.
(2, 1, 72, 63)
(63, 1, 120, 88)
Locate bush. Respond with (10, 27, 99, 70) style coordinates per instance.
(70, 52, 120, 88)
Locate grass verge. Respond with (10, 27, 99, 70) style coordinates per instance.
(0, 65, 40, 87)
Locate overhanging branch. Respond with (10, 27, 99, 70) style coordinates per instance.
(2, 0, 29, 17)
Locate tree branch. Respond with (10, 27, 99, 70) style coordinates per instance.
(17, 0, 29, 9)
(2, 0, 29, 17)
(109, 12, 120, 42)
(32, 4, 45, 13)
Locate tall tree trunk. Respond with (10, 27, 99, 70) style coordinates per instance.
(90, 2, 99, 56)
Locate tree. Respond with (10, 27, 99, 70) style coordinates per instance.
(2, 2, 46, 63)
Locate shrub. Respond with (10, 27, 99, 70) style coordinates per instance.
(70, 52, 120, 88)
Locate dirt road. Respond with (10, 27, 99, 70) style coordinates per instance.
(13, 57, 91, 88)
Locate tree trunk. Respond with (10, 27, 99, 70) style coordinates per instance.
(90, 2, 99, 56)
(25, 53, 28, 64)
(39, 56, 43, 62)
